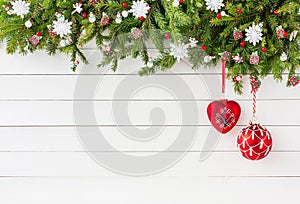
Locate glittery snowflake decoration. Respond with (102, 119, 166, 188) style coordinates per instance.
(205, 0, 224, 13)
(52, 18, 72, 37)
(129, 0, 150, 19)
(188, 37, 198, 48)
(11, 0, 30, 18)
(72, 2, 83, 14)
(245, 22, 263, 46)
(170, 43, 188, 62)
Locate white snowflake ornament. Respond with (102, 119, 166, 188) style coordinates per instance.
(53, 18, 72, 37)
(188, 37, 198, 48)
(11, 0, 30, 19)
(170, 43, 189, 62)
(205, 0, 224, 13)
(72, 2, 83, 14)
(129, 0, 150, 19)
(245, 22, 263, 46)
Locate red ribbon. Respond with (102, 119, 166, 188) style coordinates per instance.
(222, 60, 226, 94)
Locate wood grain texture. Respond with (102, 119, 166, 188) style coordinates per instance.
(0, 101, 298, 125)
(1, 177, 299, 204)
(0, 126, 299, 152)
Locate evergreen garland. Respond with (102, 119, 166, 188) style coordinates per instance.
(0, 0, 299, 93)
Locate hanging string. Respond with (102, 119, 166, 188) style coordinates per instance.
(250, 76, 261, 120)
(220, 51, 231, 94)
(252, 89, 257, 118)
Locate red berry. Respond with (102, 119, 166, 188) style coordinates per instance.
(274, 10, 279, 15)
(122, 2, 128, 8)
(179, 0, 184, 4)
(237, 8, 242, 14)
(164, 33, 171, 39)
(262, 47, 267, 52)
(216, 13, 222, 19)
(82, 13, 87, 18)
(139, 16, 145, 21)
(240, 41, 246, 47)
(201, 45, 207, 51)
(36, 32, 41, 37)
(283, 31, 288, 37)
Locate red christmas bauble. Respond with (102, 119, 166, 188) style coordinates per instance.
(122, 2, 128, 8)
(237, 8, 242, 14)
(240, 41, 246, 47)
(237, 122, 272, 161)
(164, 33, 171, 39)
(216, 13, 222, 19)
(139, 16, 145, 21)
(274, 10, 279, 15)
(283, 31, 288, 37)
(262, 47, 267, 53)
(179, 0, 184, 4)
(82, 13, 87, 18)
(207, 100, 241, 134)
(201, 45, 207, 51)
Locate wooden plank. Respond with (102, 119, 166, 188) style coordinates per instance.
(0, 75, 298, 100)
(1, 49, 297, 76)
(0, 177, 299, 204)
(0, 152, 299, 176)
(0, 101, 299, 126)
(0, 126, 298, 151)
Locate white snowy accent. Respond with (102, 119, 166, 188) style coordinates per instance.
(260, 139, 264, 149)
(205, 0, 224, 13)
(260, 129, 264, 136)
(11, 0, 30, 19)
(188, 37, 198, 48)
(25, 20, 32, 28)
(220, 11, 229, 16)
(122, 10, 129, 18)
(170, 43, 189, 62)
(129, 0, 150, 19)
(172, 0, 180, 7)
(280, 52, 288, 61)
(89, 12, 96, 23)
(245, 22, 263, 46)
(72, 2, 83, 14)
(204, 56, 215, 63)
(290, 30, 298, 41)
(53, 18, 73, 37)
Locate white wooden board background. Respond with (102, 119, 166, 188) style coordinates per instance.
(0, 45, 300, 204)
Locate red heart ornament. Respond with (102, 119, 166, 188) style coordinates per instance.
(207, 100, 241, 134)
